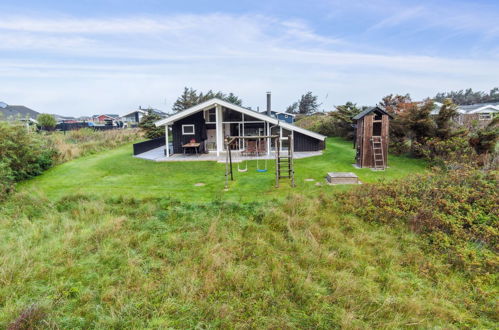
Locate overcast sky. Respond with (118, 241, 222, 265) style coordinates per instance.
(1, 0, 498, 116)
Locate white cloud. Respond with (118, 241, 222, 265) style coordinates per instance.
(0, 13, 497, 116)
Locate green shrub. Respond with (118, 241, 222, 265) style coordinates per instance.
(412, 136, 477, 169)
(340, 169, 498, 281)
(0, 122, 56, 200)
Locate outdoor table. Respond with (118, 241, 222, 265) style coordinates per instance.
(182, 142, 201, 157)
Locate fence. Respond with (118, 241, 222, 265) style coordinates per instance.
(133, 136, 166, 155)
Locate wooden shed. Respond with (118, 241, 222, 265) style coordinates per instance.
(353, 106, 393, 170)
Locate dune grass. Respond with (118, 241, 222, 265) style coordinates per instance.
(2, 138, 494, 328)
(0, 192, 493, 328)
(20, 137, 426, 202)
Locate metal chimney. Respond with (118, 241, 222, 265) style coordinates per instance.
(266, 92, 271, 116)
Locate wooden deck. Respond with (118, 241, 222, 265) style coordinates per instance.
(134, 146, 322, 163)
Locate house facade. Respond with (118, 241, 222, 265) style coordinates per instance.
(270, 110, 295, 124)
(154, 98, 326, 157)
(122, 107, 168, 124)
(92, 114, 121, 123)
(433, 102, 499, 129)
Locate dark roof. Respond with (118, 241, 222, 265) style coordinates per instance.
(0, 104, 39, 120)
(353, 106, 393, 120)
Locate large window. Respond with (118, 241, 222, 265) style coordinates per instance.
(182, 124, 195, 135)
(205, 108, 216, 122)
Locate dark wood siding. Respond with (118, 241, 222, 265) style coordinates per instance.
(293, 131, 325, 151)
(172, 112, 207, 153)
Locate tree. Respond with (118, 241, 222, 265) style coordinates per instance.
(225, 93, 243, 106)
(380, 94, 412, 114)
(329, 102, 362, 140)
(403, 100, 437, 157)
(172, 87, 200, 113)
(172, 87, 243, 112)
(298, 92, 320, 114)
(469, 117, 499, 155)
(435, 99, 458, 139)
(37, 114, 56, 131)
(434, 87, 499, 105)
(286, 102, 299, 114)
(139, 109, 164, 139)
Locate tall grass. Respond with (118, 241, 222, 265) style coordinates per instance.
(0, 191, 495, 328)
(48, 128, 142, 163)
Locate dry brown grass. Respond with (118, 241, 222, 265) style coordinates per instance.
(47, 128, 142, 163)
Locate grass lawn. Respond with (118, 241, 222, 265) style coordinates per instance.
(20, 137, 426, 202)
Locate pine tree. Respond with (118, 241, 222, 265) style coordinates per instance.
(435, 99, 458, 139)
(329, 102, 362, 139)
(172, 87, 242, 112)
(298, 92, 320, 114)
(138, 109, 164, 139)
(172, 87, 199, 113)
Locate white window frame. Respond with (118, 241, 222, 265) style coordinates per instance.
(205, 109, 216, 123)
(479, 113, 492, 121)
(182, 124, 195, 135)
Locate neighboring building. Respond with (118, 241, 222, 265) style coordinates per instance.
(153, 97, 326, 158)
(270, 110, 295, 124)
(92, 114, 121, 122)
(53, 114, 77, 123)
(433, 102, 499, 129)
(353, 106, 392, 170)
(122, 106, 168, 124)
(0, 101, 39, 121)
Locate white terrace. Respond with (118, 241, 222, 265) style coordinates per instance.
(134, 146, 322, 163)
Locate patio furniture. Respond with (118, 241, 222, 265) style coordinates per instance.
(182, 142, 201, 157)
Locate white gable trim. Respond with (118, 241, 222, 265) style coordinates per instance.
(155, 98, 326, 141)
(467, 105, 499, 114)
(122, 109, 147, 117)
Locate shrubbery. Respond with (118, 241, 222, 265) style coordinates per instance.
(0, 122, 56, 200)
(340, 169, 498, 282)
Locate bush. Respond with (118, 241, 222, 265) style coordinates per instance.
(37, 113, 57, 131)
(340, 169, 498, 281)
(412, 136, 477, 169)
(0, 122, 56, 200)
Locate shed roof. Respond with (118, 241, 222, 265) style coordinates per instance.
(353, 106, 393, 120)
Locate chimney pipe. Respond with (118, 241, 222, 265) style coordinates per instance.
(266, 92, 271, 116)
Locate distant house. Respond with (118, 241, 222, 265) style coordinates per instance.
(122, 107, 168, 124)
(53, 114, 77, 123)
(0, 101, 39, 121)
(433, 102, 499, 129)
(270, 110, 295, 124)
(92, 114, 121, 123)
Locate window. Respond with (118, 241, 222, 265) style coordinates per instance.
(205, 108, 216, 122)
(479, 113, 492, 121)
(182, 124, 195, 135)
(372, 122, 382, 136)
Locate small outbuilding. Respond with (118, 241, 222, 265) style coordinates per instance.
(353, 106, 393, 170)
